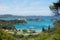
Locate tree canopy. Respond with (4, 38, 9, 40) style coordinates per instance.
(49, 0, 60, 16)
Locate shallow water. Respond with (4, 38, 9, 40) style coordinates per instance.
(0, 17, 54, 32)
(15, 18, 54, 31)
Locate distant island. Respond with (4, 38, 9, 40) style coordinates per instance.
(0, 14, 59, 20)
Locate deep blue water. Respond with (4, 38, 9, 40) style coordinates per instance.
(15, 18, 54, 32)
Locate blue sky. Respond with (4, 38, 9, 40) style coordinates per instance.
(0, 0, 57, 16)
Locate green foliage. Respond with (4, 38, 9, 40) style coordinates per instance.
(49, 5, 56, 10)
(0, 29, 17, 40)
(17, 20, 60, 40)
(35, 32, 49, 40)
(49, 0, 60, 16)
(54, 20, 60, 28)
(0, 20, 27, 30)
(0, 20, 15, 30)
(0, 20, 60, 40)
(46, 28, 60, 40)
(22, 29, 28, 33)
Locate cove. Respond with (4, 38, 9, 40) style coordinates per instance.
(15, 18, 54, 32)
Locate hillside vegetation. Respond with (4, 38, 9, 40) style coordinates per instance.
(18, 20, 60, 40)
(0, 29, 17, 40)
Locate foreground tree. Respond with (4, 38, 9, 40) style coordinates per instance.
(49, 0, 60, 16)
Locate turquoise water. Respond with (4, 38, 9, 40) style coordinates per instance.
(15, 18, 54, 31)
(0, 17, 54, 31)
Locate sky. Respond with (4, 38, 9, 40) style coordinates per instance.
(0, 0, 57, 16)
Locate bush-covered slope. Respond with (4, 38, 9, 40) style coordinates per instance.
(0, 29, 17, 40)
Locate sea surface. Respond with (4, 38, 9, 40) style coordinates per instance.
(0, 17, 54, 32)
(15, 18, 54, 32)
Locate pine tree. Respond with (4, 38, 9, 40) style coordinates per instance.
(48, 25, 50, 31)
(42, 27, 45, 32)
(49, 0, 60, 16)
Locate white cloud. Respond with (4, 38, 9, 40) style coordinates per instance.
(0, 0, 52, 16)
(0, 5, 51, 16)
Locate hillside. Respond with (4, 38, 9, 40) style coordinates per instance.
(0, 29, 17, 40)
